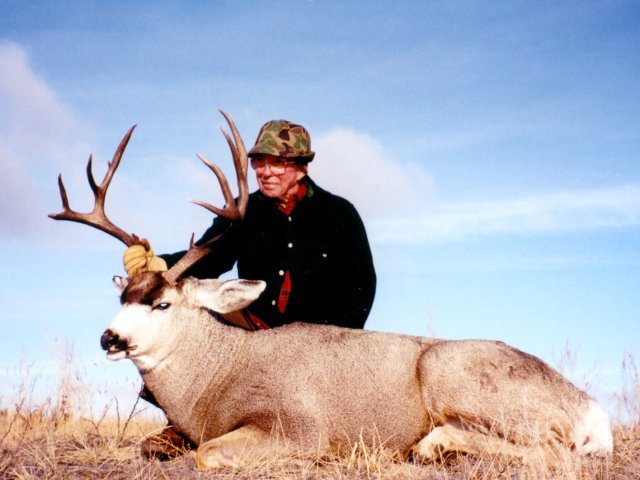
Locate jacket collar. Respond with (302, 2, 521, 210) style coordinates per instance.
(254, 175, 320, 204)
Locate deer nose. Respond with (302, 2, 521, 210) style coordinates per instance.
(100, 329, 128, 352)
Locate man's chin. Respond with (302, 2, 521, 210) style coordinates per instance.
(259, 186, 282, 198)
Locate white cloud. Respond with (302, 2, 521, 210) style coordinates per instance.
(0, 41, 89, 238)
(371, 184, 640, 245)
(310, 128, 435, 221)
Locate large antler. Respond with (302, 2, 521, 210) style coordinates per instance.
(49, 126, 140, 247)
(163, 110, 249, 283)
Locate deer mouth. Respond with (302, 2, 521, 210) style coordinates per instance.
(105, 344, 138, 361)
(101, 329, 137, 360)
(105, 348, 127, 361)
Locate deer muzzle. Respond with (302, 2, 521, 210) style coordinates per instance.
(100, 328, 131, 360)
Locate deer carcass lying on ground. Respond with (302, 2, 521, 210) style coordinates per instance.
(50, 111, 613, 469)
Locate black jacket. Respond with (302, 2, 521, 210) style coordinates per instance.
(162, 177, 376, 328)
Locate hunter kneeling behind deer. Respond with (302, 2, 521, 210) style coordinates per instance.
(50, 112, 613, 470)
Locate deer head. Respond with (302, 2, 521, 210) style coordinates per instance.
(101, 273, 265, 370)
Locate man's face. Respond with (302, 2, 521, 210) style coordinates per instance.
(252, 155, 307, 200)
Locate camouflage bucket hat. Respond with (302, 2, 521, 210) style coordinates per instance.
(248, 120, 315, 162)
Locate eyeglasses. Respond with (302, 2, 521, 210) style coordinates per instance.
(250, 157, 297, 175)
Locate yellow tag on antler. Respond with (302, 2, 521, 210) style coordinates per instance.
(147, 255, 168, 272)
(123, 243, 167, 277)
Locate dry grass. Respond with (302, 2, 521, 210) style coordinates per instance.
(0, 349, 638, 479)
(0, 411, 634, 480)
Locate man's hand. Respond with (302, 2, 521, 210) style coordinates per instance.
(123, 240, 167, 277)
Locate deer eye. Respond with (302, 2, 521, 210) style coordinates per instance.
(153, 302, 171, 311)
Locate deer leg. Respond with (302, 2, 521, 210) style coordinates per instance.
(411, 419, 536, 464)
(193, 425, 274, 470)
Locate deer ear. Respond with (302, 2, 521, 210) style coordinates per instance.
(113, 276, 129, 295)
(187, 279, 266, 314)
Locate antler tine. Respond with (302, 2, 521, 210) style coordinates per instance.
(56, 172, 71, 211)
(191, 153, 242, 222)
(188, 111, 249, 222)
(49, 126, 139, 247)
(164, 111, 249, 283)
(86, 125, 131, 203)
(219, 109, 249, 217)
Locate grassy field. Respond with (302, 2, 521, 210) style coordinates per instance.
(1, 352, 638, 479)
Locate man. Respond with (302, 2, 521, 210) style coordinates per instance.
(125, 119, 376, 330)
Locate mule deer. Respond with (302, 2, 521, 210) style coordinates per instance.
(50, 111, 613, 469)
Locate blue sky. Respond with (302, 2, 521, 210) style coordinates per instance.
(1, 1, 639, 417)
